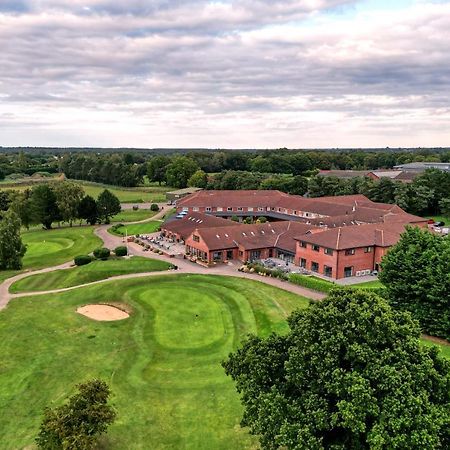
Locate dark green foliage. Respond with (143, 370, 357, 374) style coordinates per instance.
(30, 184, 61, 229)
(93, 247, 110, 260)
(0, 210, 26, 270)
(231, 215, 239, 222)
(379, 227, 450, 340)
(150, 203, 159, 211)
(147, 155, 170, 185)
(77, 195, 98, 225)
(223, 289, 450, 450)
(289, 273, 334, 293)
(74, 255, 93, 266)
(114, 246, 127, 257)
(187, 169, 208, 188)
(165, 156, 199, 188)
(0, 190, 11, 211)
(97, 189, 121, 224)
(36, 379, 116, 449)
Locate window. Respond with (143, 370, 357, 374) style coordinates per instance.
(248, 207, 254, 212)
(193, 207, 199, 212)
(238, 250, 243, 257)
(324, 248, 333, 255)
(364, 246, 372, 253)
(206, 207, 212, 212)
(299, 241, 307, 248)
(227, 207, 233, 212)
(312, 244, 320, 252)
(300, 258, 306, 268)
(344, 266, 353, 277)
(345, 248, 355, 255)
(311, 261, 319, 272)
(324, 265, 333, 277)
(258, 207, 264, 211)
(193, 235, 200, 242)
(237, 207, 243, 211)
(217, 207, 223, 212)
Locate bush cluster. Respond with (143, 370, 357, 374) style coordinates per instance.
(93, 247, 110, 260)
(289, 273, 335, 293)
(150, 203, 159, 212)
(74, 255, 93, 266)
(244, 262, 289, 281)
(114, 246, 128, 257)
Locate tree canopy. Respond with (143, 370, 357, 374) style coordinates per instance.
(379, 226, 450, 340)
(223, 289, 450, 450)
(0, 210, 26, 270)
(36, 379, 116, 449)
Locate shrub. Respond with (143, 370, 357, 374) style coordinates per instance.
(132, 205, 139, 210)
(114, 246, 127, 257)
(93, 247, 111, 260)
(150, 203, 159, 211)
(74, 255, 93, 266)
(289, 273, 334, 293)
(231, 215, 239, 222)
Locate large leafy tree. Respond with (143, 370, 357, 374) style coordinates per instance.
(78, 195, 98, 225)
(9, 189, 33, 229)
(147, 155, 170, 185)
(223, 289, 450, 450)
(0, 210, 26, 270)
(53, 181, 85, 226)
(165, 156, 199, 188)
(97, 189, 121, 224)
(187, 169, 208, 188)
(36, 379, 116, 449)
(30, 184, 61, 229)
(379, 226, 450, 340)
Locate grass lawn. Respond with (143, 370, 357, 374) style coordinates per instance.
(111, 208, 157, 223)
(0, 275, 308, 449)
(429, 215, 450, 225)
(352, 280, 384, 289)
(10, 257, 172, 293)
(0, 271, 22, 284)
(0, 180, 172, 203)
(20, 226, 102, 270)
(109, 221, 161, 236)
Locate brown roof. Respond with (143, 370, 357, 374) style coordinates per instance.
(161, 212, 236, 240)
(295, 222, 415, 250)
(318, 170, 370, 179)
(193, 221, 318, 252)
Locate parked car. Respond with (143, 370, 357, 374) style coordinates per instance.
(427, 218, 435, 224)
(434, 221, 445, 227)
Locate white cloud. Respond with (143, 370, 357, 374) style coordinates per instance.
(0, 1, 449, 147)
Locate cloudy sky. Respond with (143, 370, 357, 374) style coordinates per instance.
(0, 0, 449, 148)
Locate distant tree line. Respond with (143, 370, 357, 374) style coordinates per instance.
(1, 182, 121, 230)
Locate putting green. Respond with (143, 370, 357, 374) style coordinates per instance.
(20, 226, 101, 270)
(0, 275, 308, 449)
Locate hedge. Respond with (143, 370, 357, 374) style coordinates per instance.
(289, 274, 335, 293)
(74, 255, 93, 266)
(114, 246, 128, 257)
(93, 247, 111, 260)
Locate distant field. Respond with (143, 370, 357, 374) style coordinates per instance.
(109, 221, 161, 236)
(0, 179, 173, 203)
(10, 257, 172, 293)
(111, 208, 157, 223)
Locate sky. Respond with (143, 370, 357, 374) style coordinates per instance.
(0, 0, 449, 148)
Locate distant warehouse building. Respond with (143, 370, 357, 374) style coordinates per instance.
(166, 187, 203, 203)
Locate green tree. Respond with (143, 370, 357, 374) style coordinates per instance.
(30, 184, 61, 229)
(223, 289, 450, 450)
(147, 155, 170, 185)
(78, 195, 98, 225)
(9, 189, 33, 229)
(36, 379, 116, 450)
(53, 181, 85, 226)
(187, 169, 208, 188)
(165, 156, 199, 188)
(0, 210, 26, 270)
(438, 198, 450, 218)
(379, 226, 450, 339)
(97, 189, 121, 224)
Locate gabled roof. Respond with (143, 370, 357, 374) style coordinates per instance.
(161, 212, 236, 240)
(295, 222, 414, 250)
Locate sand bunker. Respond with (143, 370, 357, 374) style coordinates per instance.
(77, 304, 129, 321)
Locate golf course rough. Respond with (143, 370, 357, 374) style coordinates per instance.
(0, 275, 308, 449)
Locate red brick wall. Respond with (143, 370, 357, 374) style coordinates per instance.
(295, 242, 387, 279)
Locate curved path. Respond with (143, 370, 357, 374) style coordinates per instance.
(0, 205, 325, 310)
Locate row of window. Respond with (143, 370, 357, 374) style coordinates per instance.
(192, 206, 319, 217)
(299, 258, 333, 277)
(299, 242, 373, 255)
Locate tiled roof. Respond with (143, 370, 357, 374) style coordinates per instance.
(295, 222, 414, 250)
(194, 221, 317, 252)
(161, 212, 235, 240)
